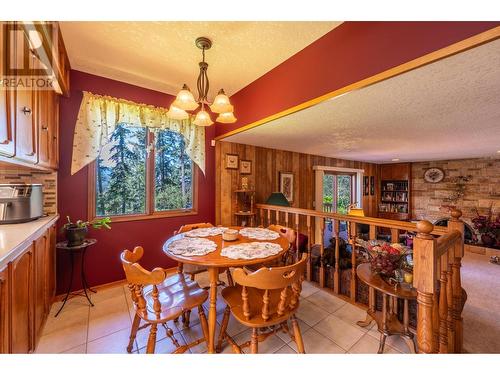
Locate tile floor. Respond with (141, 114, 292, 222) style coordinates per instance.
(36, 272, 413, 354)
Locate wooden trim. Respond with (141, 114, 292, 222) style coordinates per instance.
(87, 130, 199, 223)
(313, 165, 364, 173)
(215, 26, 500, 141)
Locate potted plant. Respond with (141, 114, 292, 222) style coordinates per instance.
(63, 216, 111, 246)
(471, 207, 500, 248)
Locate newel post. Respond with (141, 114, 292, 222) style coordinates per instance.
(413, 220, 437, 354)
(448, 209, 465, 353)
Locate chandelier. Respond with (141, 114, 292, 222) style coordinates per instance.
(167, 37, 237, 126)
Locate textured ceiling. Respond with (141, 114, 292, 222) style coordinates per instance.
(225, 39, 500, 163)
(59, 21, 340, 97)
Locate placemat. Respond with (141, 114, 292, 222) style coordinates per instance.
(221, 242, 282, 260)
(239, 227, 280, 240)
(184, 226, 228, 237)
(168, 237, 217, 256)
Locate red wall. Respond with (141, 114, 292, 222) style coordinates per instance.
(57, 70, 215, 292)
(216, 21, 500, 138)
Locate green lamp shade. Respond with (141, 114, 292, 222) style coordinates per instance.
(266, 192, 290, 207)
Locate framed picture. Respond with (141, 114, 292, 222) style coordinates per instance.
(363, 176, 369, 196)
(370, 176, 375, 195)
(240, 160, 252, 174)
(225, 154, 238, 169)
(279, 172, 294, 203)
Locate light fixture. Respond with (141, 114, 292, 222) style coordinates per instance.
(166, 104, 189, 120)
(169, 37, 236, 126)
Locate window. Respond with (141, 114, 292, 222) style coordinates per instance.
(322, 172, 357, 214)
(92, 125, 196, 221)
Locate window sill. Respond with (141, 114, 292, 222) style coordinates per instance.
(94, 209, 199, 224)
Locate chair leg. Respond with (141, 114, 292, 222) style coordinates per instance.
(127, 314, 141, 353)
(217, 306, 231, 352)
(146, 324, 158, 354)
(250, 328, 259, 354)
(182, 309, 192, 328)
(198, 306, 209, 344)
(291, 315, 305, 354)
(226, 269, 234, 286)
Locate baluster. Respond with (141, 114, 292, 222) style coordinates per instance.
(333, 219, 340, 294)
(242, 286, 250, 320)
(306, 215, 312, 280)
(413, 220, 437, 354)
(262, 289, 270, 321)
(267, 209, 271, 227)
(369, 225, 376, 240)
(438, 252, 448, 353)
(319, 217, 326, 288)
(349, 222, 357, 302)
(448, 209, 464, 353)
(432, 258, 440, 352)
(285, 212, 289, 228)
(391, 228, 400, 243)
(446, 262, 455, 352)
(295, 213, 300, 264)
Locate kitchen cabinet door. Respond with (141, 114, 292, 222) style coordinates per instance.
(34, 232, 48, 343)
(46, 225, 56, 312)
(37, 89, 51, 167)
(10, 244, 34, 353)
(48, 90, 59, 169)
(0, 22, 15, 157)
(0, 264, 9, 353)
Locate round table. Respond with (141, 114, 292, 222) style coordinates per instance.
(356, 263, 417, 353)
(163, 227, 290, 354)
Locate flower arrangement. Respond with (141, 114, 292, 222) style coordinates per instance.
(471, 207, 500, 248)
(356, 239, 412, 278)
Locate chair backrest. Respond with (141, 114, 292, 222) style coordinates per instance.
(120, 246, 166, 318)
(175, 222, 214, 234)
(231, 253, 308, 321)
(267, 224, 296, 245)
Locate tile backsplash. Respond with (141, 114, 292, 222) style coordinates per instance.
(0, 167, 57, 215)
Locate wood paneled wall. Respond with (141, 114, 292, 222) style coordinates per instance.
(215, 141, 379, 226)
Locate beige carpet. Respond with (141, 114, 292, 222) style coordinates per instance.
(461, 251, 500, 353)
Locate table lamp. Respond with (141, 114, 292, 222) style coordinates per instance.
(265, 192, 290, 207)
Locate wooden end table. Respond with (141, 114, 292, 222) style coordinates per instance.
(356, 263, 417, 353)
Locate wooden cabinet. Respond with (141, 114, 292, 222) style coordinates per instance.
(0, 222, 57, 353)
(10, 244, 34, 353)
(0, 21, 68, 170)
(0, 23, 15, 157)
(0, 265, 9, 354)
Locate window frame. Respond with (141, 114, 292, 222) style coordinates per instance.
(87, 128, 198, 223)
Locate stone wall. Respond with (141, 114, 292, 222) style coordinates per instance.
(411, 157, 500, 225)
(0, 166, 57, 215)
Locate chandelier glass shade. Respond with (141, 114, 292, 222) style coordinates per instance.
(170, 37, 236, 126)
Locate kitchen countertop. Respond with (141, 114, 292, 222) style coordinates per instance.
(0, 215, 59, 268)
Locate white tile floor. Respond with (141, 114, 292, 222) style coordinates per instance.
(36, 273, 413, 354)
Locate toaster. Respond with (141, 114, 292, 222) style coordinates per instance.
(0, 184, 44, 224)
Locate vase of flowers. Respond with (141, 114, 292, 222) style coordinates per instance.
(356, 239, 412, 279)
(471, 207, 500, 249)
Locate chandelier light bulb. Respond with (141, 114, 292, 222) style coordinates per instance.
(209, 88, 233, 114)
(215, 111, 237, 124)
(166, 104, 189, 120)
(173, 84, 199, 111)
(193, 108, 214, 127)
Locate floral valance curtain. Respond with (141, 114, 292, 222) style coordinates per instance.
(71, 91, 206, 175)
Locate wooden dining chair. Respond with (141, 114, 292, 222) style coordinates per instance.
(175, 223, 234, 286)
(217, 254, 308, 354)
(244, 225, 297, 273)
(120, 246, 209, 354)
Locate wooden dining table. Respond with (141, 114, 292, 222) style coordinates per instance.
(162, 226, 290, 353)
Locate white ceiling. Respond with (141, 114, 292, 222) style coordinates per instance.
(59, 21, 340, 97)
(225, 39, 500, 163)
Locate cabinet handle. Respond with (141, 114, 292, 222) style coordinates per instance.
(22, 106, 32, 115)
(42, 126, 48, 131)
(0, 140, 9, 145)
(25, 152, 36, 156)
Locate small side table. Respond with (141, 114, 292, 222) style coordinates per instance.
(55, 239, 97, 317)
(356, 263, 417, 353)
